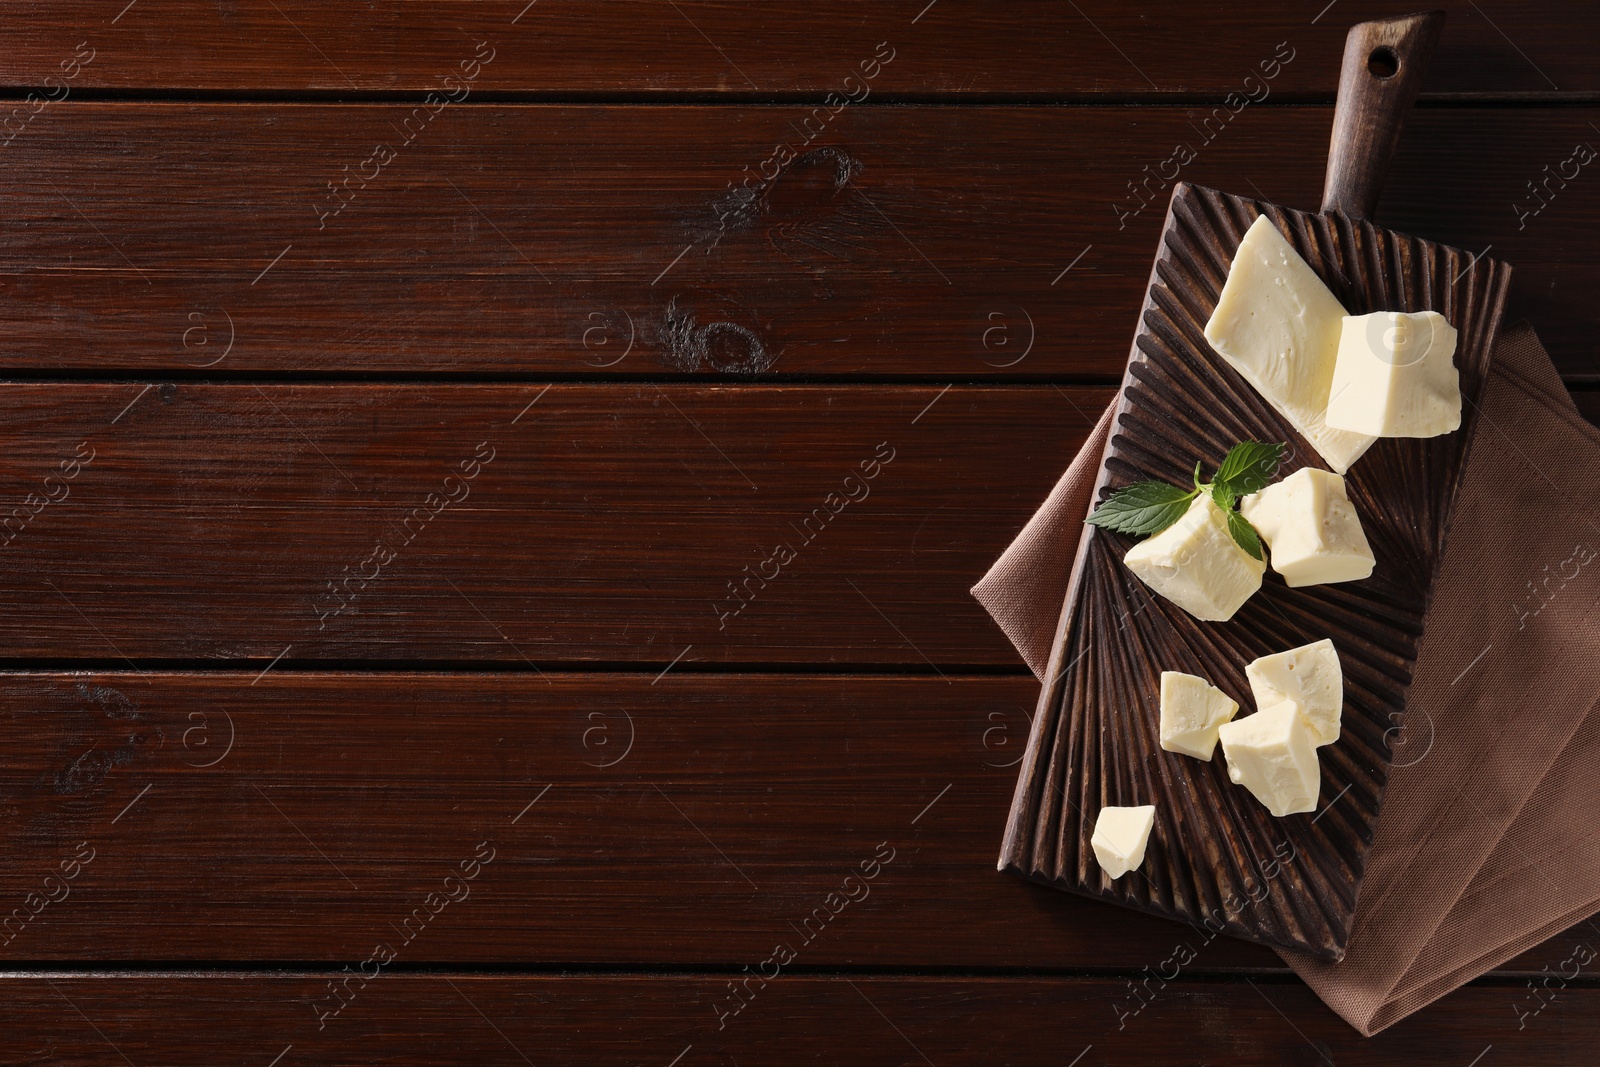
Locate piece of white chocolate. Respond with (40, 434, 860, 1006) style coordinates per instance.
(1203, 215, 1376, 474)
(1122, 495, 1265, 622)
(1239, 468, 1374, 588)
(1091, 804, 1157, 880)
(1326, 310, 1461, 438)
(1218, 703, 1321, 817)
(1245, 638, 1344, 747)
(1158, 671, 1239, 761)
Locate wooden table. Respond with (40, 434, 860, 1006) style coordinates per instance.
(1, 3, 1596, 1062)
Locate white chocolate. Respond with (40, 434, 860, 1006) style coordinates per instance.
(1091, 805, 1157, 880)
(1218, 703, 1321, 817)
(1203, 215, 1376, 474)
(1122, 495, 1265, 622)
(1327, 311, 1461, 438)
(1158, 671, 1239, 761)
(1240, 468, 1374, 588)
(1246, 638, 1344, 747)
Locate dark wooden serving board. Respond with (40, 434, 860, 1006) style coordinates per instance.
(998, 180, 1510, 959)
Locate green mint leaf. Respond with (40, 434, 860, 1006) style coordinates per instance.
(1213, 440, 1286, 498)
(1226, 510, 1265, 560)
(1211, 481, 1237, 513)
(1193, 460, 1205, 492)
(1086, 482, 1198, 537)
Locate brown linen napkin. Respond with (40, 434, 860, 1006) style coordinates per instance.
(973, 324, 1600, 1035)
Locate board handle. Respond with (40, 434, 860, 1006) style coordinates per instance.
(1320, 10, 1445, 219)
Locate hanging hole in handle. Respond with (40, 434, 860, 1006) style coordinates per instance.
(1367, 46, 1400, 79)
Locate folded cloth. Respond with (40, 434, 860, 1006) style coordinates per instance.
(973, 323, 1600, 1035)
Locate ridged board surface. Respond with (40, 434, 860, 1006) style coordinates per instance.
(999, 183, 1511, 960)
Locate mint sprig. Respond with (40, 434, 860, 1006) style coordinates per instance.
(1226, 509, 1265, 561)
(1086, 440, 1286, 557)
(1080, 481, 1197, 536)
(1212, 440, 1283, 497)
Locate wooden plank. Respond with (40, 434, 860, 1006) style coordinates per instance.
(1501, 920, 1600, 976)
(9, 665, 1587, 974)
(0, 974, 1593, 1064)
(3, 660, 1592, 1027)
(0, 106, 1595, 377)
(0, 379, 1583, 666)
(0, 677, 1203, 974)
(0, 383, 1104, 664)
(2, 1, 1596, 96)
(0, 671, 1283, 968)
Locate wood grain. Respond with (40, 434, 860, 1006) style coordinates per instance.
(1571, 387, 1600, 422)
(0, 383, 1101, 664)
(0, 670, 1275, 968)
(0, 2, 1595, 1057)
(6, 662, 1588, 976)
(1003, 184, 1508, 959)
(0, 0, 1595, 95)
(0, 106, 1594, 377)
(1320, 11, 1445, 219)
(0, 974, 1594, 1065)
